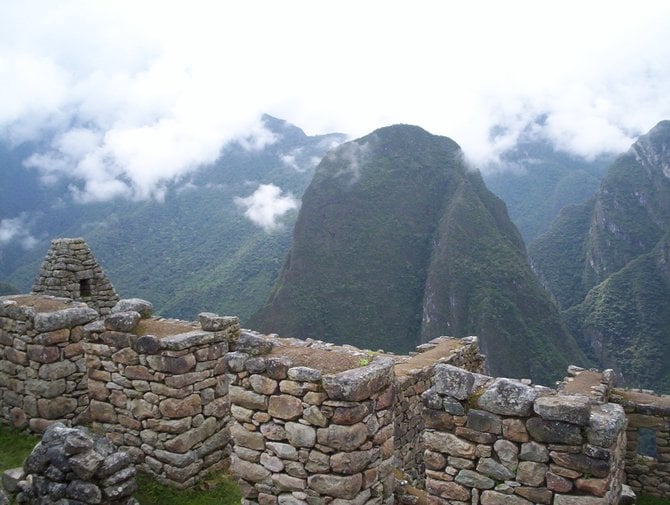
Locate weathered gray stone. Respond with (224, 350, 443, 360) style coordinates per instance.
(266, 356, 292, 379)
(308, 473, 363, 499)
(433, 364, 476, 400)
(516, 461, 547, 486)
(112, 298, 153, 318)
(104, 311, 140, 332)
(36, 360, 77, 381)
(454, 469, 494, 489)
(322, 358, 393, 402)
(159, 394, 201, 418)
(586, 403, 626, 447)
(426, 478, 470, 501)
(260, 452, 285, 472)
(160, 330, 224, 351)
(476, 378, 537, 416)
(66, 479, 102, 503)
(423, 431, 476, 458)
(288, 366, 322, 382)
(235, 331, 274, 356)
(165, 417, 217, 453)
(481, 490, 532, 505)
(519, 441, 549, 463)
(269, 395, 303, 420)
(272, 473, 306, 492)
(525, 417, 583, 445)
(534, 394, 591, 425)
(317, 423, 369, 452)
(549, 451, 610, 478)
(230, 385, 268, 410)
(249, 374, 278, 395)
(493, 439, 518, 469)
(231, 422, 265, 451)
(198, 312, 238, 331)
(34, 306, 98, 332)
(146, 353, 196, 374)
(267, 442, 298, 460)
(285, 422, 316, 448)
(467, 409, 502, 434)
(134, 335, 160, 354)
(477, 458, 515, 481)
(37, 397, 78, 419)
(554, 495, 608, 505)
(332, 449, 375, 475)
(230, 454, 271, 482)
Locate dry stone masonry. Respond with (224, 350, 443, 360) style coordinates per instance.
(422, 364, 628, 505)
(32, 238, 119, 315)
(3, 238, 670, 504)
(5, 422, 137, 505)
(0, 295, 97, 432)
(611, 388, 670, 499)
(84, 305, 240, 489)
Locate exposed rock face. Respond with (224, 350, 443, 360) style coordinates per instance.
(32, 238, 119, 315)
(251, 124, 587, 385)
(9, 423, 137, 505)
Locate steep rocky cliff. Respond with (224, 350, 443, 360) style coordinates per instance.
(250, 125, 587, 384)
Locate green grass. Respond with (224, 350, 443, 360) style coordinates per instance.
(0, 423, 240, 505)
(135, 472, 241, 505)
(0, 423, 38, 473)
(638, 496, 670, 505)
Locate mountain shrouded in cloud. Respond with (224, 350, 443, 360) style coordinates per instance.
(250, 124, 588, 385)
(531, 120, 670, 392)
(1, 2, 669, 207)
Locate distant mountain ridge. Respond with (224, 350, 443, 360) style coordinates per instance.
(0, 115, 346, 321)
(530, 120, 670, 392)
(250, 124, 588, 385)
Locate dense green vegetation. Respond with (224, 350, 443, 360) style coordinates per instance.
(0, 282, 18, 296)
(484, 135, 609, 243)
(638, 496, 670, 505)
(0, 115, 345, 322)
(0, 424, 38, 474)
(251, 125, 588, 385)
(135, 472, 240, 505)
(531, 121, 670, 392)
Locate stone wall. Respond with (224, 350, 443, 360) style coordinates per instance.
(422, 364, 628, 505)
(611, 389, 670, 499)
(32, 238, 119, 315)
(225, 331, 396, 505)
(3, 422, 137, 505)
(0, 295, 97, 432)
(84, 307, 240, 489)
(394, 336, 485, 488)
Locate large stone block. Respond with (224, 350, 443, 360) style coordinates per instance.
(433, 364, 476, 400)
(230, 385, 268, 410)
(165, 417, 218, 453)
(308, 473, 363, 499)
(268, 395, 303, 420)
(285, 422, 316, 448)
(34, 306, 98, 332)
(526, 417, 583, 445)
(534, 394, 591, 426)
(230, 454, 270, 482)
(423, 431, 476, 458)
(481, 490, 532, 505)
(317, 423, 368, 452)
(322, 358, 393, 402)
(146, 353, 196, 374)
(587, 403, 626, 447)
(159, 394, 201, 418)
(476, 378, 537, 416)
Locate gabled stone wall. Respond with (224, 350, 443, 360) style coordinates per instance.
(32, 238, 119, 315)
(422, 364, 628, 505)
(611, 389, 670, 499)
(0, 295, 97, 432)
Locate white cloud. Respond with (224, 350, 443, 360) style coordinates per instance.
(235, 184, 299, 232)
(1, 0, 670, 196)
(0, 215, 38, 249)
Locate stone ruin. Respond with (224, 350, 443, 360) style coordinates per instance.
(32, 238, 119, 316)
(1, 237, 669, 504)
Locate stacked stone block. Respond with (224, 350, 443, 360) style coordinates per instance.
(422, 364, 627, 505)
(32, 238, 119, 315)
(5, 422, 137, 505)
(0, 295, 97, 432)
(226, 332, 396, 505)
(611, 390, 670, 498)
(83, 303, 239, 489)
(394, 336, 485, 488)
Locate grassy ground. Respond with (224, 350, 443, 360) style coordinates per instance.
(638, 496, 670, 505)
(0, 423, 241, 505)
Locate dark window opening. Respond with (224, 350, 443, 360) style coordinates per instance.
(636, 428, 657, 458)
(79, 279, 92, 298)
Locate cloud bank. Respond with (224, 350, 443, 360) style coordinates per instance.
(235, 184, 299, 232)
(1, 0, 669, 201)
(0, 215, 38, 249)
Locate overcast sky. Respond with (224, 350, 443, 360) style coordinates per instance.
(2, 0, 670, 202)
